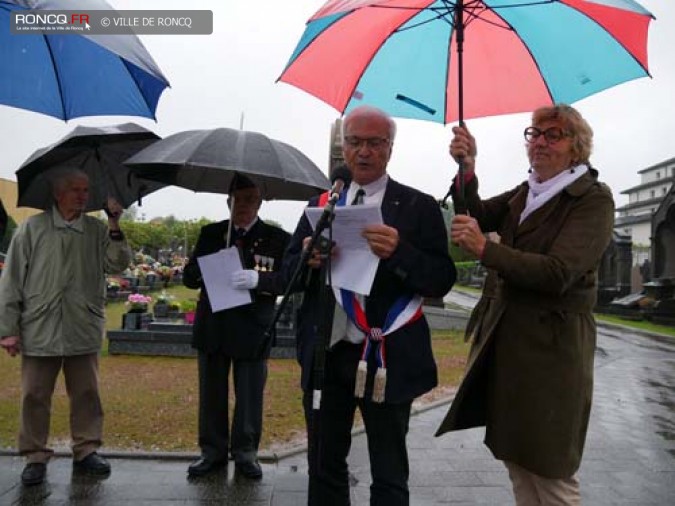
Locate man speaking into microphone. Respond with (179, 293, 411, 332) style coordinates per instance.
(283, 105, 457, 505)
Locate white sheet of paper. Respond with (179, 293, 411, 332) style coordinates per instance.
(197, 247, 252, 312)
(304, 204, 383, 295)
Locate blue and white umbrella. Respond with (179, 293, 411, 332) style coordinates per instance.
(0, 0, 170, 120)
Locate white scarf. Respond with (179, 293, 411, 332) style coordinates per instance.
(519, 164, 588, 224)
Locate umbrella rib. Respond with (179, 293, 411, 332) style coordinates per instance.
(42, 35, 67, 120)
(395, 1, 554, 33)
(118, 59, 158, 121)
(339, 3, 428, 114)
(388, 1, 454, 33)
(484, 1, 556, 105)
(559, 1, 653, 78)
(99, 149, 132, 207)
(192, 129, 229, 193)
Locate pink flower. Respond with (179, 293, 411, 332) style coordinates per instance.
(126, 293, 152, 311)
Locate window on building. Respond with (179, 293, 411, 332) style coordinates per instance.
(650, 190, 655, 198)
(664, 188, 668, 195)
(656, 171, 661, 179)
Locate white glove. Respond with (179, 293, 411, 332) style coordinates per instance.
(230, 269, 259, 290)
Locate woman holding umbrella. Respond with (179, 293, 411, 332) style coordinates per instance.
(437, 104, 614, 504)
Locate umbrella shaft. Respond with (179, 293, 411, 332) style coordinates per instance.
(454, 0, 465, 126)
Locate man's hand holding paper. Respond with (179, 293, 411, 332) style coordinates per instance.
(197, 247, 253, 312)
(304, 204, 384, 295)
(362, 223, 399, 259)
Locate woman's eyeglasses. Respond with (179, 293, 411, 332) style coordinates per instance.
(524, 126, 568, 144)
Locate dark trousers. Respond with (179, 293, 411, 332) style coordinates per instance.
(197, 352, 267, 464)
(303, 342, 412, 506)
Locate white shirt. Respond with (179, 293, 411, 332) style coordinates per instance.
(331, 173, 389, 346)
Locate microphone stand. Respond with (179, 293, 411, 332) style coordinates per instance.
(260, 190, 341, 486)
(260, 189, 341, 354)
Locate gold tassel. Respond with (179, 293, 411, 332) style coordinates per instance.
(354, 360, 367, 398)
(372, 367, 387, 403)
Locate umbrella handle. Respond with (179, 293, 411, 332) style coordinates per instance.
(441, 150, 467, 214)
(453, 158, 467, 215)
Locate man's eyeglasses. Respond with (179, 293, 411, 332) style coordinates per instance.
(228, 195, 260, 205)
(524, 126, 569, 144)
(343, 136, 390, 150)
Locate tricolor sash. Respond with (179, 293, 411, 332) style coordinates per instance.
(336, 287, 423, 402)
(316, 189, 424, 402)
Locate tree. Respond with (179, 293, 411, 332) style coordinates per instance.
(118, 217, 214, 260)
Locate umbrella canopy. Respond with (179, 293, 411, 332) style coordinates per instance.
(125, 128, 331, 201)
(279, 0, 654, 124)
(17, 123, 166, 212)
(0, 0, 169, 121)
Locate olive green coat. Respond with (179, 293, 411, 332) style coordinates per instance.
(436, 169, 614, 478)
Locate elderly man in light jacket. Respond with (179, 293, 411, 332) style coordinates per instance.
(0, 168, 131, 486)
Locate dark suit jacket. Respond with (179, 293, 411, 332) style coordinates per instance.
(284, 178, 457, 403)
(183, 218, 291, 359)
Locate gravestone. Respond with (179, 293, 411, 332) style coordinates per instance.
(108, 298, 300, 359)
(596, 231, 632, 308)
(643, 185, 675, 325)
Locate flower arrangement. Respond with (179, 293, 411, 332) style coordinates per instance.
(158, 265, 173, 281)
(180, 299, 197, 313)
(155, 290, 171, 304)
(126, 293, 152, 313)
(181, 298, 198, 324)
(107, 276, 130, 290)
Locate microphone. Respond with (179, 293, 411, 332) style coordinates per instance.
(328, 165, 352, 202)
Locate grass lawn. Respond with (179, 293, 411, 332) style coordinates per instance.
(594, 313, 675, 337)
(0, 284, 469, 452)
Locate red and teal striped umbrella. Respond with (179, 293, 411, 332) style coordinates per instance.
(279, 0, 654, 125)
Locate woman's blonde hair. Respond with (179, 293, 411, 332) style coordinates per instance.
(532, 104, 593, 166)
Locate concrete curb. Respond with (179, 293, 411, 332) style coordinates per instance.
(0, 397, 455, 464)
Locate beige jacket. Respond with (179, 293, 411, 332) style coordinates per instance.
(0, 208, 131, 356)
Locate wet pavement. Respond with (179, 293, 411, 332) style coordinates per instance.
(1, 294, 674, 505)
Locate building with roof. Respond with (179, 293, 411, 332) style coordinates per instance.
(0, 177, 40, 225)
(614, 157, 675, 264)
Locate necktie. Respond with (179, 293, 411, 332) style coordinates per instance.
(351, 188, 365, 205)
(233, 228, 245, 248)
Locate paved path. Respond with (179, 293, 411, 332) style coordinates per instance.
(1, 294, 674, 504)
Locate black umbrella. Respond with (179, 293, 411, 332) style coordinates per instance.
(16, 123, 166, 212)
(124, 127, 330, 201)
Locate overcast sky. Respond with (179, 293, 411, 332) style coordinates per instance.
(1, 0, 673, 232)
